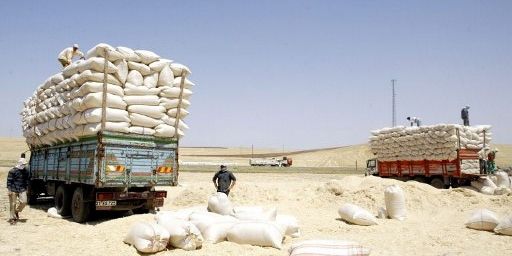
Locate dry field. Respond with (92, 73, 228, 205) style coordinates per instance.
(0, 137, 511, 256)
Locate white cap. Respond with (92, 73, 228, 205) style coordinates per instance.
(73, 44, 79, 48)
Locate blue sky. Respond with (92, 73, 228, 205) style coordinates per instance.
(0, 0, 511, 149)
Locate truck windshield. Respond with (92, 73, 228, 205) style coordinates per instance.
(367, 159, 376, 168)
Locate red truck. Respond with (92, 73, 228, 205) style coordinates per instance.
(366, 148, 482, 188)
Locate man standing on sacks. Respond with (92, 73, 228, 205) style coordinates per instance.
(212, 165, 236, 196)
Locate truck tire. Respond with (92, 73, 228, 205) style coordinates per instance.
(55, 185, 71, 216)
(430, 178, 445, 189)
(71, 187, 90, 223)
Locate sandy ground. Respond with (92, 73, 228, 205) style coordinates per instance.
(1, 168, 511, 256)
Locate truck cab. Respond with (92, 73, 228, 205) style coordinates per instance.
(365, 158, 378, 176)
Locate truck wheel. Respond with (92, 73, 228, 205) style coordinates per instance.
(55, 185, 71, 216)
(430, 178, 445, 189)
(71, 187, 90, 223)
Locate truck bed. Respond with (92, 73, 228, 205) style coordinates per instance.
(29, 131, 178, 188)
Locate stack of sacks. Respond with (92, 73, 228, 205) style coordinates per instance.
(20, 43, 193, 147)
(369, 124, 492, 174)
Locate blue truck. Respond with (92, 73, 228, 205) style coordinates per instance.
(27, 131, 178, 222)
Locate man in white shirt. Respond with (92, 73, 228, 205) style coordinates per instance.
(58, 44, 84, 67)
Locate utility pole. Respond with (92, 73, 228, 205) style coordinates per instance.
(391, 79, 397, 127)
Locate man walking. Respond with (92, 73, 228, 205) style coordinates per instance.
(7, 158, 30, 225)
(57, 44, 85, 67)
(212, 165, 236, 196)
(461, 106, 470, 126)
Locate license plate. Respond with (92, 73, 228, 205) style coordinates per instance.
(96, 200, 117, 206)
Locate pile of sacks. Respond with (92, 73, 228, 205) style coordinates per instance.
(470, 171, 512, 195)
(337, 184, 406, 226)
(124, 192, 300, 253)
(20, 43, 193, 147)
(465, 208, 512, 236)
(369, 124, 492, 172)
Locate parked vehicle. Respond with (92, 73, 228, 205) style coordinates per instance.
(249, 157, 292, 167)
(27, 131, 177, 222)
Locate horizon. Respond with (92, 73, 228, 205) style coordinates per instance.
(1, 1, 511, 149)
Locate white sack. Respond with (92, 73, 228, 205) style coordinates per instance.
(128, 61, 152, 75)
(77, 57, 118, 73)
(149, 59, 172, 72)
(123, 222, 170, 253)
(128, 105, 166, 119)
(156, 218, 203, 250)
(384, 185, 406, 220)
(124, 95, 160, 106)
(73, 108, 130, 124)
(114, 59, 128, 84)
(232, 207, 277, 221)
(126, 70, 143, 85)
(207, 192, 234, 215)
(170, 62, 191, 76)
(173, 77, 195, 88)
(116, 46, 141, 62)
(494, 215, 512, 236)
(160, 98, 191, 109)
(86, 43, 124, 62)
(129, 126, 155, 135)
(289, 240, 371, 256)
(75, 70, 122, 86)
(495, 171, 510, 188)
(77, 82, 124, 97)
(157, 65, 174, 87)
(274, 214, 300, 238)
(135, 50, 160, 64)
(338, 203, 378, 226)
(154, 124, 177, 137)
(481, 186, 496, 195)
(203, 221, 238, 244)
(79, 122, 130, 136)
(143, 73, 159, 88)
(226, 222, 283, 249)
(161, 116, 189, 130)
(130, 113, 163, 128)
(124, 83, 160, 96)
(167, 108, 189, 118)
(159, 86, 193, 98)
(189, 211, 238, 235)
(465, 209, 499, 231)
(79, 92, 127, 111)
(47, 207, 62, 219)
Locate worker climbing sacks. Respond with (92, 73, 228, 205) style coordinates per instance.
(384, 185, 406, 221)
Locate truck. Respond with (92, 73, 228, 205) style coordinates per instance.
(365, 148, 481, 188)
(366, 125, 489, 188)
(249, 157, 292, 167)
(27, 131, 178, 222)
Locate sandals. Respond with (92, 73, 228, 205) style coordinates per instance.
(8, 219, 17, 225)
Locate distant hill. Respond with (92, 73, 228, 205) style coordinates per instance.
(0, 137, 510, 168)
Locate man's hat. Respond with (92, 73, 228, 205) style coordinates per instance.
(220, 165, 226, 168)
(73, 44, 79, 49)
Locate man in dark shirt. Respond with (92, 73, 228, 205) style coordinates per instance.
(212, 165, 236, 196)
(7, 158, 30, 224)
(461, 106, 470, 126)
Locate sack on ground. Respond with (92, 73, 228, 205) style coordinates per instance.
(465, 208, 499, 231)
(338, 203, 378, 226)
(123, 222, 170, 253)
(384, 185, 406, 220)
(289, 240, 371, 256)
